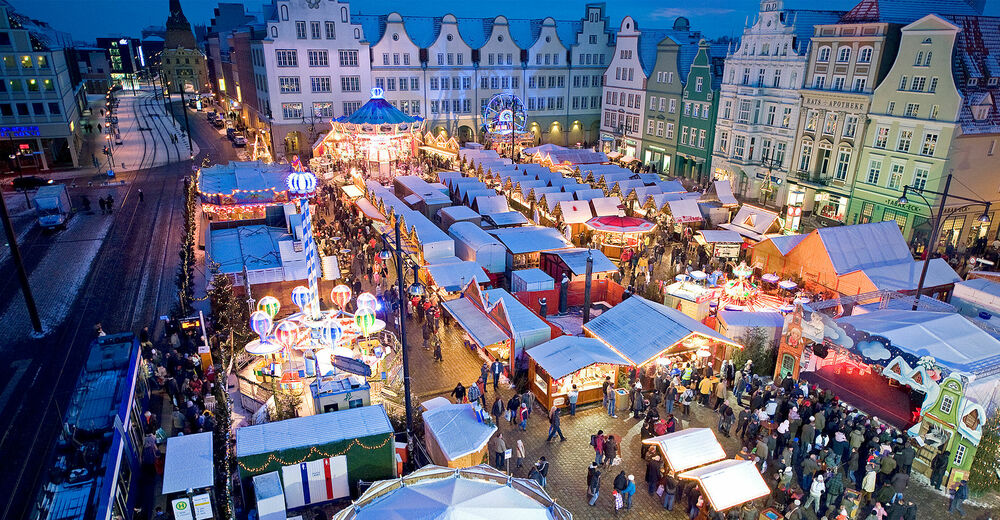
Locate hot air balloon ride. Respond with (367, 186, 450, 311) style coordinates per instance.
(257, 295, 280, 318)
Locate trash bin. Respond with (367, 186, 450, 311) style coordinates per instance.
(616, 388, 630, 413)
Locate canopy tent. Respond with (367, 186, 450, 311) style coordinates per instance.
(422, 404, 497, 467)
(585, 215, 656, 234)
(161, 432, 214, 494)
(331, 465, 571, 520)
(667, 199, 703, 223)
(424, 260, 490, 292)
(678, 460, 770, 512)
(641, 428, 726, 473)
(529, 336, 631, 380)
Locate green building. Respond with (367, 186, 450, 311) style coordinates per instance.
(911, 374, 984, 487)
(676, 40, 724, 184)
(846, 15, 962, 241)
(641, 35, 684, 175)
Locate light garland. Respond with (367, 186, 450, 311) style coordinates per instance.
(237, 436, 392, 474)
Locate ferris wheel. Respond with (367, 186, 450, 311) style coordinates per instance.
(483, 93, 527, 135)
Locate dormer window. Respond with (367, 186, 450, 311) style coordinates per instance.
(969, 78, 979, 86)
(922, 38, 932, 44)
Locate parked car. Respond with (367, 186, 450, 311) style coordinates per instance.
(12, 175, 48, 191)
(206, 111, 217, 121)
(226, 127, 236, 140)
(232, 134, 247, 147)
(211, 118, 225, 129)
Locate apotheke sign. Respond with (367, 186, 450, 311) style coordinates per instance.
(802, 97, 867, 111)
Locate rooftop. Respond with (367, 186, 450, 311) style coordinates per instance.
(197, 160, 291, 197)
(236, 405, 393, 457)
(208, 225, 289, 274)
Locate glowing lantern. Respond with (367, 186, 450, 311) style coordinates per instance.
(249, 311, 273, 341)
(330, 284, 352, 309)
(274, 320, 300, 349)
(321, 319, 343, 346)
(291, 285, 312, 313)
(257, 295, 280, 318)
(355, 308, 377, 336)
(356, 292, 377, 310)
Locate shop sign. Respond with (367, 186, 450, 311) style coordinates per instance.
(755, 173, 782, 184)
(0, 126, 40, 138)
(802, 97, 867, 111)
(885, 198, 921, 212)
(192, 494, 213, 520)
(172, 499, 194, 520)
(714, 242, 740, 259)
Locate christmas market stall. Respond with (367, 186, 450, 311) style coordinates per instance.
(310, 88, 424, 183)
(236, 405, 396, 504)
(161, 432, 215, 503)
(584, 295, 743, 387)
(776, 304, 996, 486)
(717, 204, 782, 243)
(695, 230, 743, 261)
(448, 221, 507, 282)
(421, 403, 497, 468)
(540, 247, 617, 283)
(526, 335, 632, 411)
(490, 226, 572, 272)
(584, 215, 656, 260)
(331, 465, 571, 520)
(641, 428, 726, 474)
(197, 160, 292, 221)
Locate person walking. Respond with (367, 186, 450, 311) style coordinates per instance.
(535, 457, 549, 487)
(517, 403, 529, 431)
(450, 382, 466, 403)
(137, 188, 144, 202)
(802, 474, 825, 514)
(432, 336, 443, 362)
(662, 473, 678, 510)
(948, 479, 968, 516)
(514, 438, 525, 470)
(490, 359, 504, 390)
(491, 397, 504, 425)
(546, 407, 566, 442)
(592, 430, 606, 465)
(623, 474, 636, 510)
(603, 434, 618, 468)
(929, 449, 949, 490)
(467, 380, 482, 408)
(98, 196, 107, 214)
(605, 383, 618, 417)
(587, 464, 602, 506)
(492, 433, 507, 471)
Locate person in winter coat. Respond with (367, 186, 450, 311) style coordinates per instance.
(592, 430, 607, 465)
(929, 449, 949, 490)
(587, 466, 603, 506)
(890, 471, 909, 501)
(662, 473, 678, 510)
(467, 380, 482, 407)
(450, 382, 466, 403)
(645, 454, 663, 493)
(825, 468, 845, 511)
(603, 434, 618, 467)
(492, 433, 506, 470)
(623, 475, 636, 510)
(506, 394, 521, 424)
(517, 403, 529, 431)
(515, 438, 525, 469)
(491, 397, 504, 425)
(802, 474, 826, 513)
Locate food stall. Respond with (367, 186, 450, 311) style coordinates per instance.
(678, 460, 771, 512)
(696, 230, 744, 260)
(641, 428, 726, 474)
(584, 215, 656, 260)
(526, 336, 632, 411)
(663, 277, 713, 320)
(421, 403, 496, 468)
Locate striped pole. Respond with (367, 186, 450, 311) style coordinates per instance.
(300, 196, 321, 320)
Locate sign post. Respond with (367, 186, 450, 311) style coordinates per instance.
(504, 448, 513, 474)
(171, 499, 194, 520)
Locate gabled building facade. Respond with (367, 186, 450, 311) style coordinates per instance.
(676, 40, 725, 184)
(640, 30, 684, 175)
(712, 0, 844, 207)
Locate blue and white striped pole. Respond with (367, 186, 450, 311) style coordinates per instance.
(287, 161, 321, 320)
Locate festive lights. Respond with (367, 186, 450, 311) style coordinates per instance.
(237, 436, 392, 474)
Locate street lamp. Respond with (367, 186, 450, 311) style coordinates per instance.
(897, 172, 992, 309)
(378, 219, 418, 446)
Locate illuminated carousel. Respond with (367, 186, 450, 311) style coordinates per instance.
(482, 93, 534, 156)
(310, 87, 425, 183)
(242, 166, 400, 413)
(711, 262, 787, 312)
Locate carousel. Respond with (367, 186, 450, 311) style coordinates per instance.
(712, 262, 787, 312)
(481, 93, 534, 157)
(584, 214, 656, 260)
(310, 87, 425, 183)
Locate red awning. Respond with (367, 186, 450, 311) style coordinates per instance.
(584, 215, 656, 234)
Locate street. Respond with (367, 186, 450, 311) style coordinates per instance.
(0, 91, 240, 520)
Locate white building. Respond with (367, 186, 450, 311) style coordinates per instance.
(711, 0, 843, 206)
(600, 17, 702, 162)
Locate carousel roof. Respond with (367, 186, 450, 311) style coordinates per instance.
(336, 90, 423, 126)
(585, 215, 655, 234)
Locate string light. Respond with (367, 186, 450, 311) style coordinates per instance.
(237, 436, 392, 474)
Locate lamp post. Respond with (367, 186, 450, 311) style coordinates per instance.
(898, 172, 991, 310)
(178, 84, 194, 157)
(0, 188, 41, 333)
(382, 218, 419, 444)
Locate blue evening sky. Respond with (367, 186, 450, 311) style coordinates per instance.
(9, 0, 1000, 44)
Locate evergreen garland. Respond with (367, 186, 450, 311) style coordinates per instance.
(174, 175, 197, 317)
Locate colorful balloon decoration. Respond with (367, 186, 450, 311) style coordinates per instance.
(274, 320, 300, 349)
(355, 308, 377, 336)
(257, 295, 280, 318)
(356, 292, 377, 310)
(249, 311, 273, 341)
(330, 284, 352, 310)
(291, 285, 312, 313)
(321, 319, 343, 346)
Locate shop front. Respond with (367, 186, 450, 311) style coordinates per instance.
(526, 336, 631, 411)
(0, 124, 79, 170)
(846, 188, 929, 242)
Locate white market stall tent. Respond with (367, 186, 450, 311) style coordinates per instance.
(421, 403, 497, 468)
(162, 431, 215, 494)
(641, 428, 726, 473)
(678, 459, 771, 512)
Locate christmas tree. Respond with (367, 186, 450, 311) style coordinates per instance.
(969, 409, 1000, 494)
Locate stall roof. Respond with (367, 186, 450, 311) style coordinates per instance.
(590, 196, 624, 217)
(529, 336, 631, 380)
(484, 288, 550, 335)
(341, 184, 364, 200)
(438, 205, 480, 222)
(859, 258, 961, 291)
(441, 298, 508, 347)
(542, 192, 575, 213)
(818, 221, 913, 275)
(713, 180, 739, 205)
(491, 226, 570, 254)
(449, 221, 503, 250)
(667, 199, 703, 223)
(208, 225, 288, 274)
(697, 230, 744, 243)
(474, 195, 510, 214)
(678, 460, 771, 512)
(837, 310, 1000, 377)
(585, 296, 737, 366)
(574, 189, 606, 201)
(420, 396, 451, 411)
(162, 432, 214, 494)
(236, 405, 392, 457)
(484, 211, 529, 227)
(640, 428, 726, 473)
(718, 310, 785, 329)
(718, 205, 781, 240)
(512, 268, 553, 286)
(425, 260, 489, 292)
(763, 234, 806, 255)
(524, 143, 567, 155)
(355, 197, 387, 222)
(655, 180, 686, 193)
(558, 200, 594, 224)
(197, 160, 291, 196)
(546, 248, 617, 275)
(423, 404, 497, 462)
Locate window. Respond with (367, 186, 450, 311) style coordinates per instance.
(310, 21, 321, 39)
(842, 116, 858, 138)
(887, 163, 905, 189)
(307, 50, 329, 67)
(19, 55, 31, 68)
(772, 69, 781, 88)
(722, 100, 730, 119)
(718, 131, 729, 153)
(338, 50, 358, 67)
(758, 68, 766, 86)
(762, 138, 773, 161)
(656, 121, 665, 137)
(340, 76, 360, 92)
(313, 102, 334, 118)
(310, 77, 331, 93)
(898, 75, 908, 91)
(833, 77, 845, 91)
(874, 127, 889, 149)
(325, 21, 336, 39)
(835, 148, 851, 180)
(911, 76, 926, 91)
(953, 444, 966, 466)
(853, 77, 867, 92)
(429, 77, 438, 90)
(404, 54, 411, 65)
(31, 102, 43, 115)
(737, 100, 751, 123)
(734, 135, 746, 158)
(693, 104, 700, 118)
(382, 53, 389, 65)
(411, 101, 420, 115)
(858, 47, 872, 63)
(343, 101, 361, 114)
(782, 108, 792, 128)
(814, 75, 826, 89)
(684, 102, 691, 116)
(282, 102, 303, 119)
(669, 99, 676, 113)
(695, 77, 703, 92)
(775, 142, 787, 165)
(887, 101, 895, 115)
(15, 102, 27, 115)
(806, 110, 819, 131)
(883, 208, 907, 229)
(47, 102, 59, 115)
(26, 78, 38, 92)
(924, 51, 932, 67)
(837, 47, 850, 62)
(929, 77, 938, 93)
(823, 113, 838, 135)
(866, 159, 882, 184)
(917, 133, 938, 156)
(799, 141, 813, 171)
(411, 78, 419, 90)
(743, 68, 750, 85)
(278, 76, 300, 93)
(295, 21, 307, 39)
(36, 55, 48, 69)
(897, 130, 913, 152)
(930, 105, 939, 120)
(911, 166, 929, 191)
(698, 130, 706, 148)
(447, 53, 454, 66)
(275, 49, 298, 67)
(818, 47, 831, 62)
(647, 118, 656, 135)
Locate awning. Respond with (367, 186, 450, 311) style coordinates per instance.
(697, 230, 744, 243)
(356, 198, 386, 222)
(714, 180, 738, 206)
(162, 432, 214, 494)
(419, 145, 458, 157)
(341, 184, 364, 200)
(666, 199, 703, 223)
(333, 355, 373, 377)
(678, 460, 770, 512)
(641, 428, 726, 473)
(441, 298, 508, 348)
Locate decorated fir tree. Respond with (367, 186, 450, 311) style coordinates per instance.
(969, 409, 1000, 494)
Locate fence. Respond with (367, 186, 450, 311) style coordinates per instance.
(236, 374, 272, 415)
(513, 278, 626, 316)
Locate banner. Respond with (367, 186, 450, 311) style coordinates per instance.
(281, 455, 349, 509)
